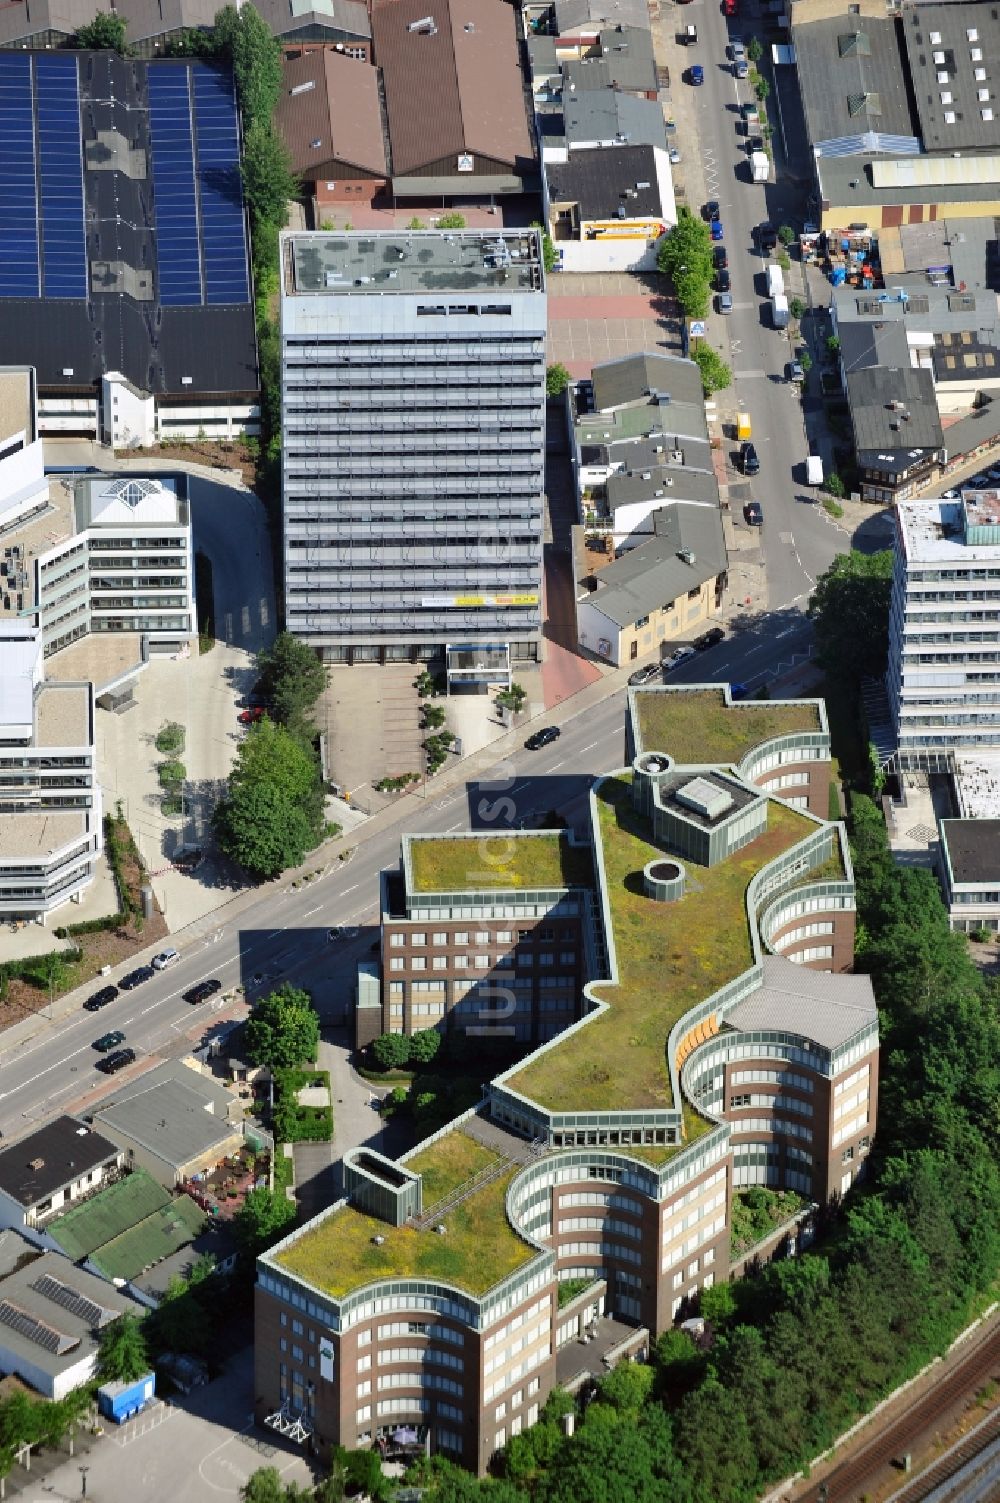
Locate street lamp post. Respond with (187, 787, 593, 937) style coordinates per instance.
(79, 1465, 90, 1498)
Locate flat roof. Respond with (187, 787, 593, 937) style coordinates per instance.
(897, 495, 1000, 562)
(942, 816, 1000, 882)
(725, 955, 876, 1051)
(902, 2, 1000, 154)
(633, 687, 823, 765)
(34, 682, 91, 749)
(955, 752, 1000, 818)
(816, 150, 1000, 209)
(286, 229, 544, 296)
(562, 89, 667, 151)
(546, 143, 664, 221)
(0, 371, 33, 448)
(92, 1079, 237, 1170)
(0, 625, 40, 732)
(0, 478, 75, 621)
(407, 832, 593, 894)
(0, 809, 89, 862)
(0, 1118, 119, 1211)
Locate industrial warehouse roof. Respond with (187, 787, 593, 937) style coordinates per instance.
(372, 0, 535, 177)
(274, 45, 387, 180)
(940, 818, 1000, 882)
(901, 2, 1000, 154)
(816, 150, 1000, 211)
(0, 1119, 119, 1211)
(546, 144, 665, 221)
(790, 14, 916, 147)
(248, 0, 371, 41)
(591, 352, 705, 415)
(0, 1250, 135, 1383)
(846, 365, 944, 457)
(726, 956, 877, 1051)
(0, 0, 91, 46)
(582, 502, 727, 628)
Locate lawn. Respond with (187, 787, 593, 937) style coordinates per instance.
(274, 1156, 535, 1298)
(408, 833, 593, 893)
(406, 1130, 500, 1206)
(508, 777, 814, 1115)
(634, 689, 821, 766)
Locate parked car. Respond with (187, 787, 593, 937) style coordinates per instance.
(755, 222, 778, 252)
(84, 985, 118, 1013)
(747, 135, 764, 154)
(703, 200, 721, 223)
(987, 468, 1000, 482)
(663, 645, 697, 672)
(694, 627, 726, 651)
(184, 978, 222, 1005)
(669, 146, 682, 164)
(328, 925, 360, 941)
(525, 726, 561, 751)
(787, 360, 805, 383)
(740, 441, 760, 476)
(713, 245, 728, 271)
(715, 268, 731, 293)
(730, 40, 746, 62)
(688, 64, 704, 85)
(723, 0, 739, 14)
(743, 500, 763, 526)
(119, 965, 154, 991)
(93, 1031, 126, 1053)
(628, 663, 661, 686)
(96, 1048, 136, 1076)
(710, 219, 724, 241)
(735, 59, 748, 78)
(718, 292, 733, 314)
(238, 706, 265, 725)
(152, 947, 179, 971)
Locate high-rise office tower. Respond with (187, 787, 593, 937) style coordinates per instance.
(280, 230, 546, 686)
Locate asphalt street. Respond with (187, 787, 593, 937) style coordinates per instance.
(691, 4, 847, 608)
(0, 616, 804, 1136)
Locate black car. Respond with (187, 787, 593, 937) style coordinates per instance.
(694, 627, 726, 651)
(715, 267, 731, 293)
(84, 984, 118, 1013)
(628, 663, 661, 686)
(93, 1030, 126, 1053)
(746, 135, 764, 154)
(743, 500, 763, 526)
(525, 726, 561, 751)
(96, 1047, 136, 1075)
(119, 965, 154, 991)
(755, 222, 778, 252)
(702, 199, 721, 223)
(713, 244, 728, 271)
(740, 441, 760, 476)
(184, 977, 222, 1005)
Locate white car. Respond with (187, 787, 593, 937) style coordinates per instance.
(151, 947, 179, 971)
(663, 646, 697, 672)
(669, 146, 682, 164)
(730, 40, 747, 62)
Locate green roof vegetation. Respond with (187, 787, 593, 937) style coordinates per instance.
(788, 844, 846, 888)
(274, 1132, 536, 1298)
(406, 1131, 500, 1208)
(409, 833, 592, 894)
(46, 1170, 169, 1261)
(88, 1194, 207, 1282)
(635, 690, 822, 766)
(508, 777, 813, 1116)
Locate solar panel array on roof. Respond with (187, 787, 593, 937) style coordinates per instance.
(148, 66, 203, 306)
(31, 1272, 116, 1330)
(193, 65, 250, 304)
(0, 54, 39, 298)
(36, 53, 87, 300)
(0, 1299, 79, 1356)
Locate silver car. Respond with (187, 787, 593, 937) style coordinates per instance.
(718, 292, 733, 314)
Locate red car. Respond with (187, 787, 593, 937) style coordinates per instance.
(723, 0, 738, 14)
(238, 706, 265, 725)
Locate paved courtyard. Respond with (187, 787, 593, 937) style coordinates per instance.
(546, 272, 680, 378)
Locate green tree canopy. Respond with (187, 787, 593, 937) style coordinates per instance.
(657, 210, 714, 319)
(245, 983, 319, 1070)
(214, 718, 325, 878)
(97, 1312, 149, 1384)
(808, 549, 893, 686)
(256, 632, 327, 731)
(546, 363, 570, 397)
(234, 1184, 296, 1254)
(215, 3, 282, 126)
(692, 344, 732, 395)
(75, 11, 128, 49)
(371, 1032, 412, 1071)
(241, 119, 298, 231)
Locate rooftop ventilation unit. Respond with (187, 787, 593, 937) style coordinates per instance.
(677, 548, 696, 564)
(408, 15, 437, 32)
(290, 80, 316, 95)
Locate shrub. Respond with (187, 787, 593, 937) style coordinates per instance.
(824, 472, 846, 498)
(158, 760, 186, 788)
(436, 211, 466, 229)
(155, 722, 185, 755)
(546, 363, 570, 397)
(822, 498, 845, 520)
(789, 297, 806, 321)
(161, 794, 183, 817)
(968, 926, 992, 943)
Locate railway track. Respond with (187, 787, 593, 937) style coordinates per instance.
(798, 1324, 1000, 1503)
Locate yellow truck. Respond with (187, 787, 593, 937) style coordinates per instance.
(737, 412, 752, 441)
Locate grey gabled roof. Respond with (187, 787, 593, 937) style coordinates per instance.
(563, 90, 667, 151)
(583, 502, 727, 628)
(607, 465, 719, 512)
(790, 13, 916, 147)
(91, 1068, 238, 1171)
(937, 402, 1000, 462)
(0, 1250, 136, 1383)
(725, 955, 877, 1052)
(247, 0, 371, 42)
(0, 0, 94, 45)
(837, 317, 910, 378)
(554, 0, 651, 36)
(591, 352, 705, 413)
(846, 365, 943, 455)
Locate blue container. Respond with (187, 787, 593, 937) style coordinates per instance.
(831, 266, 847, 286)
(97, 1373, 156, 1424)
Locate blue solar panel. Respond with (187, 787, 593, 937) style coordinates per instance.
(148, 67, 203, 306)
(35, 53, 87, 300)
(192, 66, 249, 305)
(0, 53, 40, 298)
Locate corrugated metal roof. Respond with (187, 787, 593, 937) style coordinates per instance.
(790, 13, 915, 148)
(725, 956, 877, 1052)
(275, 46, 387, 178)
(249, 0, 371, 42)
(872, 153, 1000, 188)
(373, 0, 534, 178)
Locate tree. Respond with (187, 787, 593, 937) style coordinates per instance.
(437, 212, 466, 229)
(245, 984, 319, 1070)
(778, 224, 795, 246)
(824, 472, 846, 498)
(234, 1184, 296, 1254)
(343, 1448, 385, 1498)
(496, 683, 527, 715)
(789, 296, 806, 320)
(755, 75, 770, 102)
(799, 350, 813, 373)
(214, 718, 325, 878)
(408, 1027, 442, 1065)
(371, 1032, 412, 1071)
(97, 1312, 149, 1384)
(242, 120, 298, 232)
(546, 363, 570, 397)
(596, 1360, 654, 1413)
(532, 222, 559, 274)
(699, 1280, 737, 1325)
(826, 334, 841, 357)
(421, 702, 447, 731)
(808, 550, 893, 686)
(747, 36, 763, 62)
(215, 3, 283, 126)
(693, 344, 732, 396)
(75, 12, 128, 50)
(657, 209, 714, 319)
(241, 1468, 286, 1503)
(256, 632, 327, 731)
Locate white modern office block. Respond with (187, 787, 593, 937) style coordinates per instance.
(887, 491, 1000, 761)
(279, 231, 547, 678)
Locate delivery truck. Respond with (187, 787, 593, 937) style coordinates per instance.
(750, 150, 769, 183)
(765, 264, 784, 300)
(771, 293, 789, 328)
(806, 455, 824, 486)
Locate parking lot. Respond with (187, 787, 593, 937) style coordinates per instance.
(546, 271, 681, 378)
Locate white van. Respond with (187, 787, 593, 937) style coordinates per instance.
(685, 23, 698, 43)
(765, 264, 784, 300)
(806, 455, 824, 486)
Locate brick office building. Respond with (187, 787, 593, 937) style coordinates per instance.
(255, 685, 878, 1472)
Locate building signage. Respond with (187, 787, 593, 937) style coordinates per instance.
(689, 320, 707, 338)
(422, 594, 539, 607)
(457, 153, 474, 172)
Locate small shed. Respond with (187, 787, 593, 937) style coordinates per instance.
(97, 1373, 155, 1424)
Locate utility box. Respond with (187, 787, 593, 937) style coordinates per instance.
(765, 264, 784, 300)
(771, 294, 789, 328)
(751, 150, 769, 183)
(97, 1374, 155, 1425)
(806, 455, 824, 486)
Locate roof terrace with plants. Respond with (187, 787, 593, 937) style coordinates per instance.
(632, 686, 824, 769)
